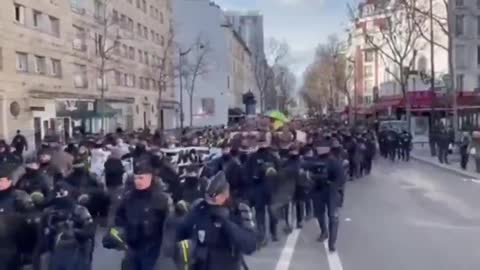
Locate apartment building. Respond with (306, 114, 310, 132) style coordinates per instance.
(226, 26, 256, 109)
(0, 0, 175, 148)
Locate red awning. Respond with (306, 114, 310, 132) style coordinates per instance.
(398, 91, 435, 108)
(375, 97, 401, 111)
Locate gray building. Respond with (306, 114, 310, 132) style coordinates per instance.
(225, 11, 265, 58)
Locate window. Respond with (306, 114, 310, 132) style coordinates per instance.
(136, 0, 141, 8)
(138, 49, 143, 62)
(73, 25, 86, 51)
(201, 98, 215, 115)
(155, 8, 159, 19)
(365, 80, 374, 92)
(0, 48, 3, 71)
(127, 74, 134, 87)
(49, 16, 60, 37)
(73, 64, 87, 88)
(161, 35, 165, 46)
(139, 77, 144, 89)
(417, 56, 427, 72)
(112, 10, 119, 23)
(151, 30, 155, 41)
(144, 52, 149, 65)
(364, 66, 373, 77)
(456, 15, 464, 36)
(156, 33, 160, 43)
(145, 78, 150, 90)
(143, 26, 148, 39)
(94, 0, 106, 19)
(122, 44, 128, 57)
(456, 44, 466, 68)
(137, 23, 142, 36)
(456, 74, 464, 91)
(129, 46, 135, 60)
(477, 75, 480, 88)
(150, 5, 154, 17)
(33, 10, 43, 28)
(142, 0, 147, 12)
(114, 41, 121, 55)
(227, 76, 230, 89)
(16, 52, 28, 72)
(34, 55, 46, 74)
(115, 70, 122, 85)
(123, 73, 128, 86)
(120, 14, 127, 28)
(128, 18, 134, 32)
(364, 50, 374, 62)
(364, 96, 373, 105)
(456, 0, 464, 7)
(14, 4, 25, 24)
(95, 33, 104, 55)
(51, 59, 62, 77)
(160, 11, 164, 24)
(478, 0, 480, 8)
(70, 0, 84, 12)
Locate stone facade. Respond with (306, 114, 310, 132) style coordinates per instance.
(0, 0, 176, 148)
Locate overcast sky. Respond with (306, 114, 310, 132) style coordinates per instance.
(215, 0, 352, 82)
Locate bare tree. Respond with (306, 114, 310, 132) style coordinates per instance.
(253, 38, 290, 112)
(273, 64, 296, 114)
(360, 0, 427, 128)
(147, 30, 175, 130)
(89, 0, 130, 132)
(182, 35, 211, 127)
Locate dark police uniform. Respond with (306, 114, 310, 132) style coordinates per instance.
(245, 146, 280, 244)
(115, 159, 171, 270)
(176, 172, 257, 270)
(0, 163, 36, 270)
(303, 147, 346, 251)
(42, 183, 96, 270)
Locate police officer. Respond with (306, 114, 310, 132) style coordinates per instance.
(305, 145, 346, 252)
(63, 156, 108, 219)
(245, 136, 280, 245)
(42, 182, 96, 270)
(16, 156, 54, 208)
(0, 162, 36, 270)
(400, 129, 412, 161)
(114, 157, 171, 270)
(176, 171, 257, 270)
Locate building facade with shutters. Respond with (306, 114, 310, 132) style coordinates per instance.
(0, 0, 176, 148)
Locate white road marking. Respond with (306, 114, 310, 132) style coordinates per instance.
(323, 241, 344, 270)
(274, 229, 301, 270)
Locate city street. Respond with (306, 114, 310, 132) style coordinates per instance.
(91, 158, 480, 270)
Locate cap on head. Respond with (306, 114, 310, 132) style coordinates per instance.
(205, 171, 229, 199)
(133, 158, 153, 175)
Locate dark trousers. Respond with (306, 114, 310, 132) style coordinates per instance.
(460, 153, 469, 170)
(255, 204, 278, 240)
(312, 189, 340, 248)
(475, 158, 480, 173)
(123, 244, 161, 270)
(49, 241, 93, 270)
(438, 147, 449, 164)
(429, 141, 437, 156)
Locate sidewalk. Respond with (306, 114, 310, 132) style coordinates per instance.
(411, 144, 480, 179)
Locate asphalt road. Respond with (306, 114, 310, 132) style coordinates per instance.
(92, 158, 480, 270)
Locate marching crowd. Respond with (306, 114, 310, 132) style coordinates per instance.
(0, 117, 410, 270)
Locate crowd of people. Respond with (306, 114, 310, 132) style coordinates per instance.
(0, 117, 384, 270)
